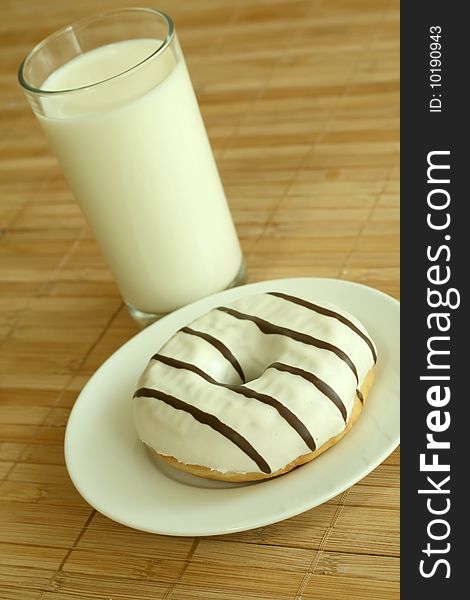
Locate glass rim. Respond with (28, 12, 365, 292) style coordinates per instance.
(18, 7, 175, 96)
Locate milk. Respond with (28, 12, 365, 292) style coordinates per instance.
(37, 39, 242, 314)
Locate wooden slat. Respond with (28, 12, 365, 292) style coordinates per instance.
(302, 573, 399, 600)
(0, 502, 92, 547)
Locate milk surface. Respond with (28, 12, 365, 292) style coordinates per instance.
(38, 39, 242, 313)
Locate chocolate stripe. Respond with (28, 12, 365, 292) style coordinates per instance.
(217, 306, 359, 383)
(231, 386, 316, 452)
(269, 362, 347, 423)
(134, 387, 271, 474)
(268, 291, 377, 363)
(152, 353, 222, 382)
(356, 389, 364, 403)
(152, 354, 316, 452)
(180, 326, 246, 382)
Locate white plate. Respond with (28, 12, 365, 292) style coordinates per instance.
(65, 278, 400, 536)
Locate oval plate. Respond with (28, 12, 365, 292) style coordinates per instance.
(64, 278, 400, 536)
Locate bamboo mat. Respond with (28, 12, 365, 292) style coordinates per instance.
(0, 0, 399, 598)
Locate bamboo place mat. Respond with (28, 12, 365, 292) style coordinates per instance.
(0, 0, 399, 598)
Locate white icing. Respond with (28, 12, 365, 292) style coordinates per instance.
(133, 292, 376, 475)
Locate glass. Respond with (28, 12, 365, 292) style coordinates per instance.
(18, 8, 245, 326)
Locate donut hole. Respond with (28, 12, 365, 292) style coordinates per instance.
(242, 361, 272, 385)
(237, 336, 287, 385)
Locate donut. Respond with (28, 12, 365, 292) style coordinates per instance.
(133, 291, 377, 482)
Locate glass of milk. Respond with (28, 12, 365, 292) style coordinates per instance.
(18, 8, 245, 326)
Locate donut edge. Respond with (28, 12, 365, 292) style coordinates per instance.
(148, 368, 375, 483)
